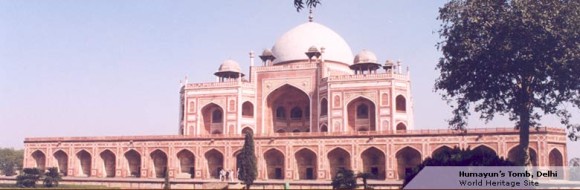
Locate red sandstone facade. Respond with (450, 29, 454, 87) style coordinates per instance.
(23, 21, 568, 183)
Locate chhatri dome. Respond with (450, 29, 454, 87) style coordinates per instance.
(271, 22, 354, 65)
(353, 49, 378, 64)
(215, 59, 244, 77)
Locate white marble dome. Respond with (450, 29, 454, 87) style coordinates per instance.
(271, 22, 354, 65)
(353, 49, 378, 64)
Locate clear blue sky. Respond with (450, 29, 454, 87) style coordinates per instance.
(0, 0, 577, 159)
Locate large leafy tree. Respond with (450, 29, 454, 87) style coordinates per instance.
(0, 148, 23, 176)
(436, 0, 580, 165)
(239, 132, 257, 189)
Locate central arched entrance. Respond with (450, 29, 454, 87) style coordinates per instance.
(266, 84, 310, 134)
(347, 97, 376, 131)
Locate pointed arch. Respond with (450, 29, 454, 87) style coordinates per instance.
(31, 150, 46, 171)
(472, 145, 497, 156)
(100, 150, 116, 177)
(205, 149, 224, 179)
(264, 148, 285, 179)
(241, 127, 254, 135)
(295, 148, 317, 180)
(76, 150, 92, 177)
(346, 97, 376, 131)
(431, 145, 453, 158)
(396, 95, 406, 112)
(233, 149, 244, 177)
(53, 150, 68, 176)
(507, 146, 538, 166)
(201, 103, 224, 135)
(320, 124, 328, 132)
(124, 149, 141, 177)
(267, 84, 310, 134)
(549, 148, 563, 166)
(361, 147, 386, 179)
(396, 122, 407, 131)
(176, 149, 195, 178)
(327, 147, 351, 178)
(150, 149, 168, 178)
(396, 147, 421, 180)
(242, 101, 254, 117)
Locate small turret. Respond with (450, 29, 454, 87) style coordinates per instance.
(259, 49, 276, 66)
(214, 59, 244, 82)
(350, 49, 381, 74)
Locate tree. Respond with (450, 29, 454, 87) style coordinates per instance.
(293, 0, 321, 12)
(0, 148, 23, 176)
(16, 168, 43, 188)
(163, 167, 170, 189)
(403, 147, 514, 188)
(331, 168, 357, 190)
(239, 132, 257, 189)
(435, 0, 580, 166)
(43, 167, 61, 187)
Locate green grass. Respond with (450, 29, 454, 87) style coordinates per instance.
(0, 183, 117, 189)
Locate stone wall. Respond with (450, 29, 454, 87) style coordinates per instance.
(23, 127, 567, 181)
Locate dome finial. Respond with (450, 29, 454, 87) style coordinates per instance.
(308, 7, 314, 22)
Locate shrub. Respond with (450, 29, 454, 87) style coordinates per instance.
(43, 167, 61, 187)
(331, 168, 357, 190)
(16, 168, 43, 188)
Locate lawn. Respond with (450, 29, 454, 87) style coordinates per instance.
(0, 183, 117, 189)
